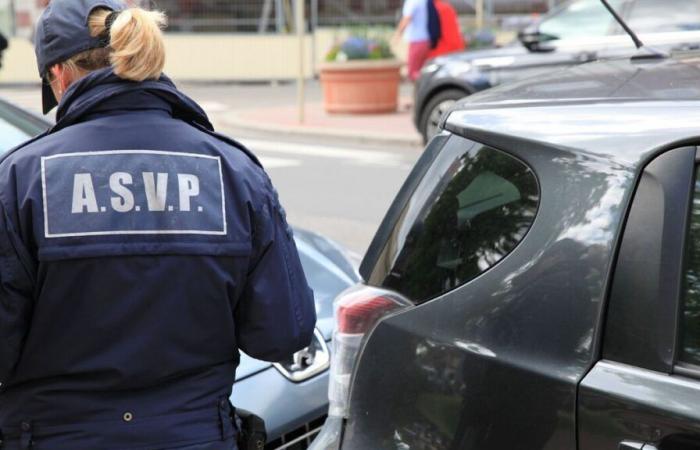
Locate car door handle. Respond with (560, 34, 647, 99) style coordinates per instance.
(619, 441, 659, 450)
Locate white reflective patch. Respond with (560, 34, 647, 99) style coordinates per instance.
(41, 150, 227, 238)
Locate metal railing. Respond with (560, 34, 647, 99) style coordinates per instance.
(146, 0, 560, 34)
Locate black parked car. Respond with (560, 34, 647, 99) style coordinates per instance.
(415, 0, 700, 142)
(312, 53, 700, 449)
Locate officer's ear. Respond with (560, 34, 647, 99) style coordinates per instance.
(48, 64, 70, 101)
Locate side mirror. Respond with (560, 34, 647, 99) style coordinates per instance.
(518, 27, 558, 52)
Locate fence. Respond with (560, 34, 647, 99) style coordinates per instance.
(148, 0, 561, 33)
(5, 0, 567, 37)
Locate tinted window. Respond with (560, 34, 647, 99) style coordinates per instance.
(372, 139, 539, 303)
(682, 169, 700, 366)
(628, 0, 700, 32)
(539, 0, 624, 39)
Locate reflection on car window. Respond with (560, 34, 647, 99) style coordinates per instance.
(379, 142, 539, 303)
(539, 0, 623, 40)
(682, 171, 700, 366)
(0, 118, 33, 153)
(628, 0, 700, 33)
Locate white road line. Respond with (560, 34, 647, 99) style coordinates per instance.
(258, 156, 302, 169)
(198, 101, 229, 113)
(240, 138, 405, 167)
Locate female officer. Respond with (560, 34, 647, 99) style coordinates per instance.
(0, 1, 316, 449)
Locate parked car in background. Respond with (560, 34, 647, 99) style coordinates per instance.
(312, 53, 700, 449)
(0, 98, 360, 450)
(415, 0, 700, 142)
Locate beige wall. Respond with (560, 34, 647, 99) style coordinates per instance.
(0, 38, 38, 83)
(0, 29, 409, 84)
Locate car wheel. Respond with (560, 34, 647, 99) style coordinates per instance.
(420, 89, 469, 144)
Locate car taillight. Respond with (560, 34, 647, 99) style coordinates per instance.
(337, 294, 402, 334)
(311, 285, 411, 450)
(328, 285, 411, 418)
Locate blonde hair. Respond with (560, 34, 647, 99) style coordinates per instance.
(57, 7, 167, 82)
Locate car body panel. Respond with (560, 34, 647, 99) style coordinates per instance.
(577, 145, 700, 449)
(231, 366, 330, 441)
(343, 131, 632, 449)
(345, 55, 700, 449)
(445, 58, 700, 168)
(579, 361, 700, 449)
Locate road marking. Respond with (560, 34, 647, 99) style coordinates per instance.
(240, 138, 406, 167)
(198, 101, 229, 113)
(258, 156, 302, 169)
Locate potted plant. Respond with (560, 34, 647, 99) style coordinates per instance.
(320, 36, 402, 114)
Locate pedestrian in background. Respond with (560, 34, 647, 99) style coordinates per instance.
(396, 0, 432, 81)
(0, 0, 316, 449)
(429, 0, 466, 59)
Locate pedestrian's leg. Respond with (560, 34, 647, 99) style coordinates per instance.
(408, 40, 431, 81)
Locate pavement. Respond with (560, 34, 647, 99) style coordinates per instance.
(218, 98, 422, 149)
(197, 80, 423, 148)
(0, 82, 424, 255)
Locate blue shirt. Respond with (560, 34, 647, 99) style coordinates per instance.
(403, 0, 430, 43)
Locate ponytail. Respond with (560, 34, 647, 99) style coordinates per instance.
(89, 8, 167, 82)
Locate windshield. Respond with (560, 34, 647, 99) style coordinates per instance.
(539, 0, 626, 40)
(0, 117, 35, 152)
(0, 102, 47, 153)
(628, 0, 700, 32)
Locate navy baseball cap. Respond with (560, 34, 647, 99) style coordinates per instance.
(35, 0, 125, 114)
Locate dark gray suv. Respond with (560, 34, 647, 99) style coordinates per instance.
(415, 0, 700, 142)
(312, 53, 700, 449)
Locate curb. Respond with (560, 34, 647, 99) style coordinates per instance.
(219, 111, 424, 149)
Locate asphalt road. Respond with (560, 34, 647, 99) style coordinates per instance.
(0, 82, 423, 256)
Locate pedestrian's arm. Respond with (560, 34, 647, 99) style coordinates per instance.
(395, 0, 418, 41)
(234, 177, 316, 362)
(397, 15, 411, 35)
(0, 204, 34, 384)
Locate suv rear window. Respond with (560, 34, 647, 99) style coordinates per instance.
(369, 138, 539, 303)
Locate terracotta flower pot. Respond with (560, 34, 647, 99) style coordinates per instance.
(320, 59, 402, 114)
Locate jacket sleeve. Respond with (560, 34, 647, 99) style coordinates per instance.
(235, 177, 316, 362)
(0, 204, 34, 384)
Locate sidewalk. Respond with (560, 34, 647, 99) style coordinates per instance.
(219, 100, 423, 148)
(217, 83, 423, 148)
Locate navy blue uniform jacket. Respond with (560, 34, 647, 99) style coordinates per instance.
(0, 69, 316, 449)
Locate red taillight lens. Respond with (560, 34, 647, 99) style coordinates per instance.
(337, 294, 401, 334)
(323, 285, 412, 421)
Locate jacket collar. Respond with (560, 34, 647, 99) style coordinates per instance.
(52, 68, 213, 133)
